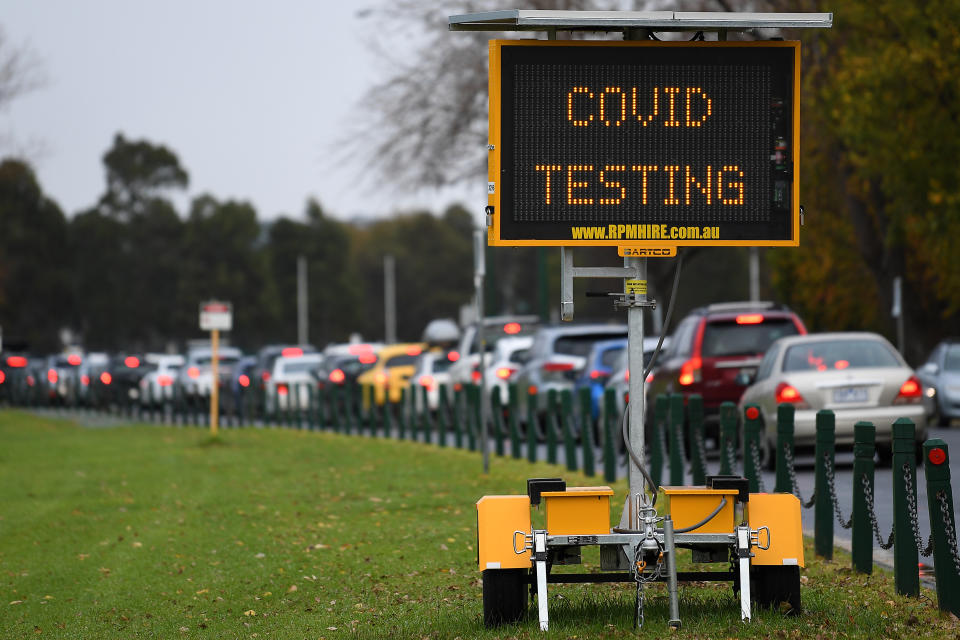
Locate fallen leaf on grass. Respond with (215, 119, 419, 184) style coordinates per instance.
(9, 601, 24, 605)
(244, 610, 256, 616)
(288, 585, 298, 593)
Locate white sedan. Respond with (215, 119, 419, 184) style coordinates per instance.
(738, 332, 928, 465)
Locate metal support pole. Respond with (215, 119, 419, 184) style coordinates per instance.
(297, 255, 308, 345)
(384, 255, 396, 344)
(626, 256, 648, 522)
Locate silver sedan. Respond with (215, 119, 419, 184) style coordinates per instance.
(738, 332, 928, 466)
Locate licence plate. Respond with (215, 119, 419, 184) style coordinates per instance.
(833, 387, 867, 403)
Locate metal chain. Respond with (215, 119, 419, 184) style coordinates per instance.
(937, 490, 960, 577)
(902, 463, 935, 557)
(632, 542, 663, 630)
(861, 473, 895, 550)
(783, 443, 816, 508)
(723, 438, 737, 474)
(693, 425, 709, 479)
(824, 454, 853, 529)
(748, 438, 766, 492)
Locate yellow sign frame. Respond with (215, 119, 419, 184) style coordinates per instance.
(487, 39, 801, 249)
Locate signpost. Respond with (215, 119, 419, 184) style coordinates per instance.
(199, 301, 232, 436)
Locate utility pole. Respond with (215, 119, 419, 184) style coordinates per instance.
(384, 255, 397, 344)
(297, 255, 308, 344)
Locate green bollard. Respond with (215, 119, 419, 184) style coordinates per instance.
(452, 385, 465, 449)
(579, 387, 595, 477)
(668, 393, 685, 486)
(383, 392, 394, 438)
(814, 410, 836, 559)
(526, 388, 538, 463)
(507, 385, 521, 459)
(546, 389, 559, 465)
(343, 385, 355, 435)
(421, 385, 433, 444)
(396, 387, 407, 440)
(561, 389, 578, 472)
(775, 403, 796, 493)
(687, 394, 706, 485)
(467, 385, 479, 452)
(436, 384, 450, 447)
(852, 421, 876, 574)
(923, 439, 960, 615)
(491, 386, 506, 457)
(718, 401, 738, 476)
(742, 404, 762, 493)
(602, 388, 617, 483)
(651, 395, 669, 486)
(891, 418, 919, 596)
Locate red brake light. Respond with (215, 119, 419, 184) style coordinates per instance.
(834, 360, 850, 370)
(125, 356, 140, 368)
(471, 369, 482, 383)
(894, 376, 923, 404)
(419, 374, 435, 389)
(405, 345, 422, 357)
(47, 369, 58, 384)
(0, 371, 5, 384)
(81, 374, 90, 386)
(589, 370, 607, 380)
(158, 374, 174, 387)
(261, 371, 271, 381)
(503, 322, 522, 335)
(645, 372, 654, 383)
(358, 353, 377, 364)
(348, 344, 372, 355)
(238, 374, 250, 388)
(527, 385, 538, 396)
(281, 347, 303, 358)
(447, 350, 460, 362)
(67, 354, 82, 366)
(736, 314, 764, 325)
(100, 372, 112, 385)
(6, 356, 27, 368)
(329, 369, 346, 384)
(775, 382, 806, 406)
(543, 362, 575, 372)
(496, 367, 515, 380)
(277, 383, 289, 396)
(26, 375, 35, 386)
(678, 357, 702, 386)
(187, 367, 200, 380)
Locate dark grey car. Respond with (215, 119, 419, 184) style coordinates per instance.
(916, 338, 960, 426)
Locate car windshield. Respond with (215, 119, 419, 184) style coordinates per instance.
(701, 319, 799, 358)
(599, 346, 624, 369)
(194, 356, 240, 367)
(383, 354, 419, 368)
(554, 333, 627, 357)
(945, 344, 960, 372)
(282, 360, 321, 374)
(782, 339, 901, 372)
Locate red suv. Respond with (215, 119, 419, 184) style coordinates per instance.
(646, 302, 807, 444)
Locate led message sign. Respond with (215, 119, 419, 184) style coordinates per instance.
(487, 40, 800, 248)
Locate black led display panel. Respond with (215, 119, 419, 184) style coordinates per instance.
(487, 41, 800, 247)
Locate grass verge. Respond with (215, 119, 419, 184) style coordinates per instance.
(0, 409, 957, 639)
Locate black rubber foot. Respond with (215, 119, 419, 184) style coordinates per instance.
(482, 569, 528, 627)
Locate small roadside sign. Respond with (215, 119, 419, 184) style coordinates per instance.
(200, 301, 233, 331)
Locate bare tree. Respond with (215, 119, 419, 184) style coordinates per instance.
(0, 25, 46, 158)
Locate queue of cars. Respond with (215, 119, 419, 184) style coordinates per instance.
(0, 304, 949, 467)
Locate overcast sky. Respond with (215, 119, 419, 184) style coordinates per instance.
(2, 1, 483, 221)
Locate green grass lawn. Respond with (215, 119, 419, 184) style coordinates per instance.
(1, 409, 958, 639)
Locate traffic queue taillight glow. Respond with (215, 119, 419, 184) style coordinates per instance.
(281, 347, 303, 358)
(100, 372, 112, 385)
(678, 357, 702, 386)
(358, 353, 377, 364)
(735, 314, 764, 325)
(503, 322, 522, 335)
(238, 374, 250, 388)
(929, 447, 947, 466)
(187, 367, 200, 379)
(447, 350, 461, 362)
(47, 369, 58, 384)
(419, 375, 436, 390)
(406, 346, 422, 357)
(775, 382, 808, 408)
(67, 354, 82, 365)
(329, 369, 346, 384)
(496, 366, 516, 380)
(894, 376, 923, 404)
(125, 356, 140, 368)
(0, 371, 5, 384)
(7, 356, 27, 368)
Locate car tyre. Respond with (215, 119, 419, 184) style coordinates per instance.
(482, 568, 528, 627)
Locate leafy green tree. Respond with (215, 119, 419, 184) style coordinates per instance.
(0, 159, 71, 352)
(98, 133, 189, 220)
